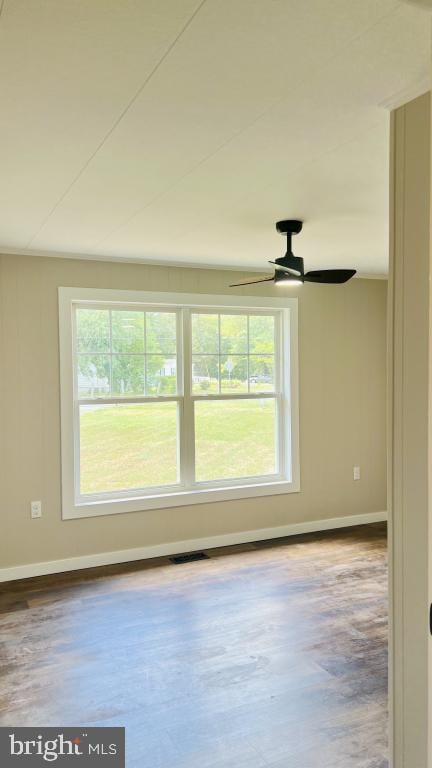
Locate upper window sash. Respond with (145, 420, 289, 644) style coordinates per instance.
(190, 309, 279, 397)
(73, 304, 182, 402)
(72, 304, 282, 401)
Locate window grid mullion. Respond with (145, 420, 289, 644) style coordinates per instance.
(78, 352, 151, 357)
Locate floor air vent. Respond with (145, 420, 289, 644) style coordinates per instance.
(169, 552, 209, 564)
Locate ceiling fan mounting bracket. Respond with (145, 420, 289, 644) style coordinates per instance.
(276, 220, 303, 236)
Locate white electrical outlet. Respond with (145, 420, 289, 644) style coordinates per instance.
(353, 466, 361, 481)
(31, 500, 42, 518)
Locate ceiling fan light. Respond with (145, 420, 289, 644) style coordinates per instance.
(275, 278, 303, 286)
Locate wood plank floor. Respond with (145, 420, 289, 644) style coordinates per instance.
(0, 523, 388, 768)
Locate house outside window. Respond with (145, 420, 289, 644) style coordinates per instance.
(59, 288, 299, 519)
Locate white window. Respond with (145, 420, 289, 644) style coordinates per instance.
(59, 288, 299, 519)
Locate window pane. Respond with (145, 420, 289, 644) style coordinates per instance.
(249, 315, 275, 354)
(147, 355, 177, 395)
(192, 355, 219, 394)
(220, 314, 247, 354)
(146, 312, 177, 354)
(77, 355, 110, 398)
(220, 355, 248, 393)
(76, 309, 110, 353)
(249, 355, 275, 392)
(112, 355, 145, 396)
(111, 310, 144, 354)
(195, 399, 276, 481)
(79, 402, 178, 494)
(192, 314, 219, 354)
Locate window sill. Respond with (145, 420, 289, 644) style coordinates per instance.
(63, 479, 300, 520)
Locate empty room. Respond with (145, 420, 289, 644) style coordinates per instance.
(1, 2, 432, 767)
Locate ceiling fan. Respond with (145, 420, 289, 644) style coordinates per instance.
(230, 220, 356, 287)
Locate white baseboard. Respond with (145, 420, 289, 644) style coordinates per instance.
(0, 511, 387, 583)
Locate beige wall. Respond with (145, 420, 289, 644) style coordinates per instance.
(0, 253, 387, 570)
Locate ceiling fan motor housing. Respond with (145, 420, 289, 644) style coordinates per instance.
(275, 253, 304, 275)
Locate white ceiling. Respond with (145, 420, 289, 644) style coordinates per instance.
(0, 0, 430, 275)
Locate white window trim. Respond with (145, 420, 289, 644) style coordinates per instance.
(59, 287, 300, 519)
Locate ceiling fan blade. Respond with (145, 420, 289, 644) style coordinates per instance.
(229, 276, 275, 287)
(304, 269, 356, 284)
(268, 261, 301, 276)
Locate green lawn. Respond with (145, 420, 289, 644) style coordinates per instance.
(79, 399, 276, 494)
(194, 399, 276, 481)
